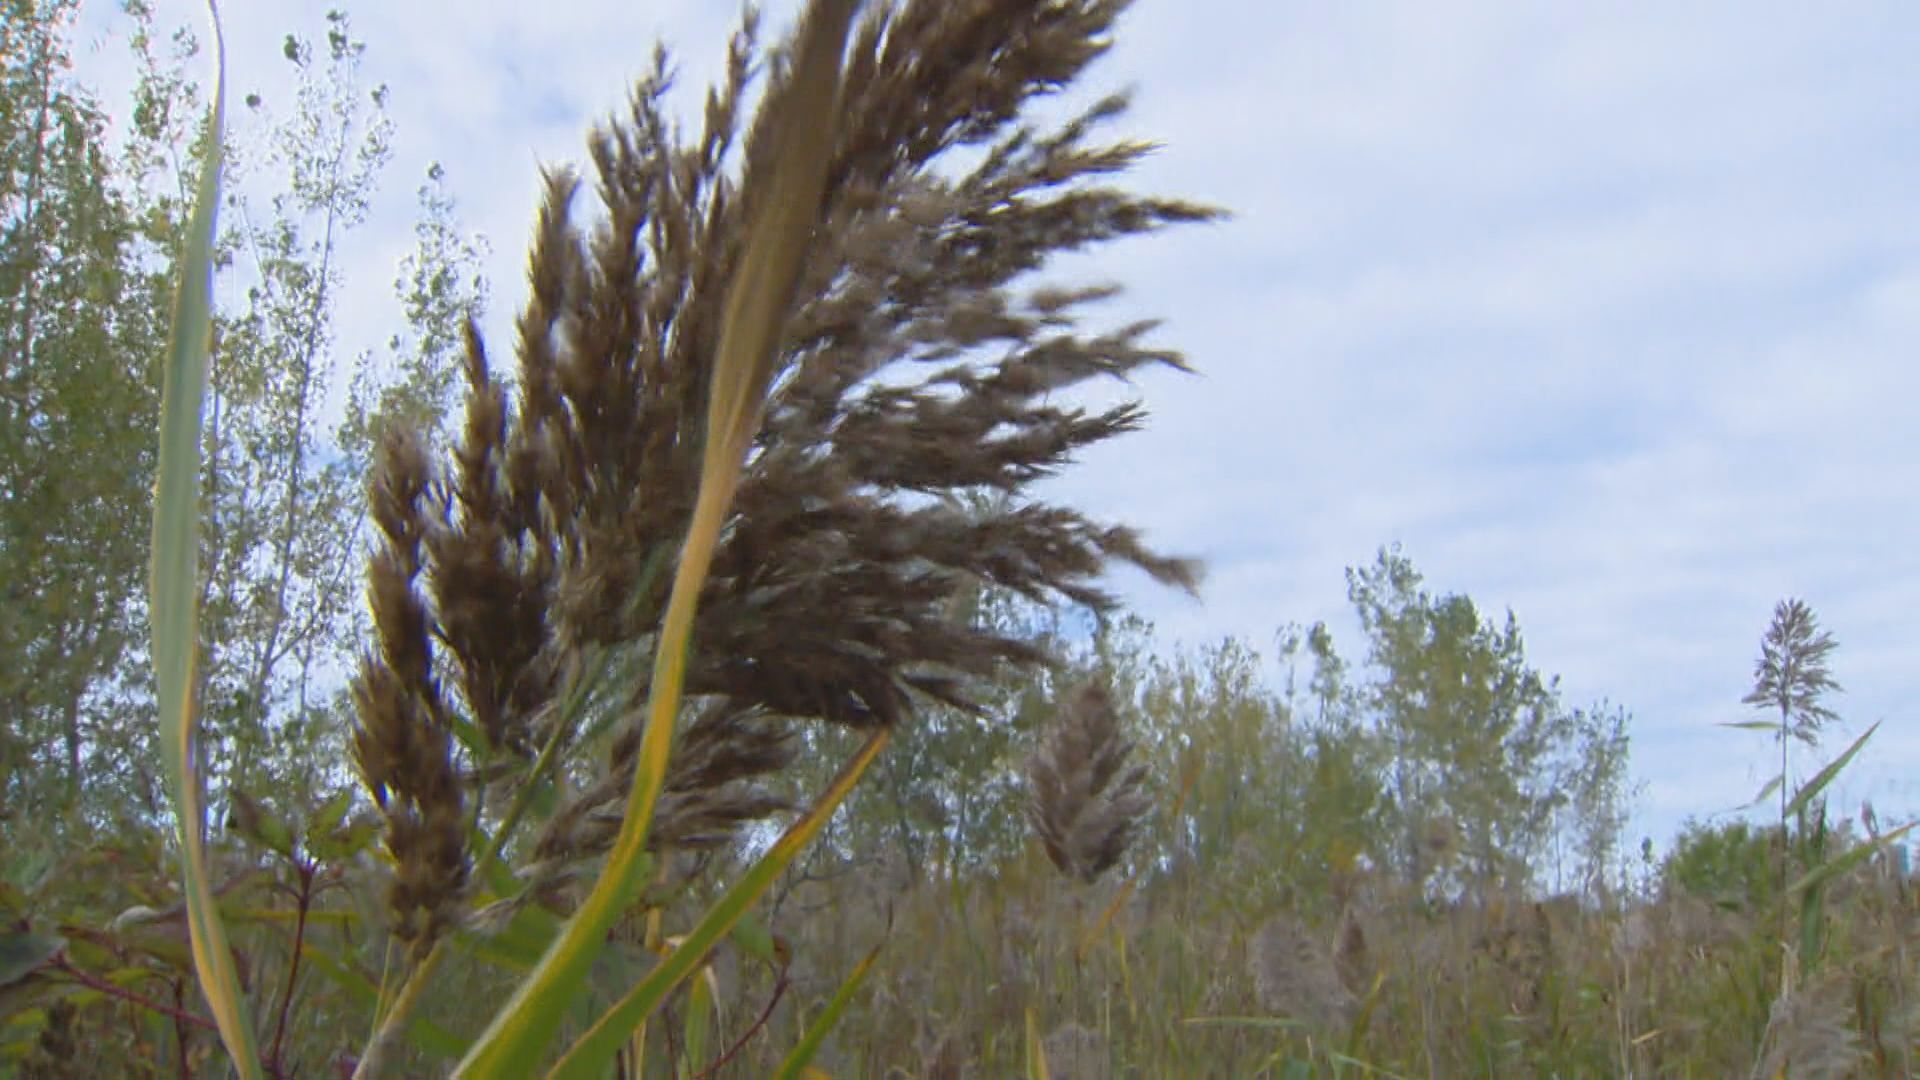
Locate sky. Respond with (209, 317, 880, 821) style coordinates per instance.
(71, 1, 1920, 857)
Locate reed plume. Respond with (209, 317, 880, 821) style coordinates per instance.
(1250, 913, 1358, 1033)
(348, 0, 1216, 940)
(1027, 682, 1151, 883)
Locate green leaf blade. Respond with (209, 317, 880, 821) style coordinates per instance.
(145, 5, 259, 1075)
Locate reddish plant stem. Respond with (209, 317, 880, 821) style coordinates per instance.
(51, 956, 219, 1035)
(267, 859, 317, 1076)
(694, 968, 790, 1080)
(173, 978, 193, 1079)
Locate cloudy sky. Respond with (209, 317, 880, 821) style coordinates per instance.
(76, 1, 1919, 853)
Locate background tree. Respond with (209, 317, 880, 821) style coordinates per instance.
(0, 0, 172, 833)
(1344, 545, 1629, 901)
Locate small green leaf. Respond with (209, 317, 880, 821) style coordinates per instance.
(0, 933, 62, 989)
(681, 962, 717, 1075)
(308, 814, 381, 864)
(729, 911, 778, 967)
(226, 791, 296, 859)
(308, 789, 355, 840)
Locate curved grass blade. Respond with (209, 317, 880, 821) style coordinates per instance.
(148, 4, 257, 1075)
(1790, 821, 1916, 896)
(773, 943, 882, 1080)
(680, 958, 718, 1075)
(1784, 722, 1878, 821)
(300, 946, 467, 1061)
(1076, 877, 1136, 962)
(1025, 1007, 1050, 1080)
(451, 4, 856, 1074)
(546, 727, 889, 1080)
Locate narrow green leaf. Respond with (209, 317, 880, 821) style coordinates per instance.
(1744, 775, 1784, 810)
(546, 727, 889, 1079)
(681, 962, 717, 1074)
(1182, 1015, 1310, 1030)
(1785, 722, 1878, 821)
(773, 943, 881, 1080)
(1719, 720, 1781, 733)
(0, 933, 61, 989)
(1790, 822, 1916, 896)
(1326, 1051, 1415, 1080)
(1798, 878, 1827, 973)
(1026, 1006, 1049, 1080)
(147, 4, 257, 1075)
(729, 911, 778, 967)
(301, 947, 467, 1060)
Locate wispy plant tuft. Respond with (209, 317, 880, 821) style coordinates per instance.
(1753, 975, 1866, 1080)
(1741, 597, 1842, 751)
(1250, 913, 1357, 1034)
(1028, 683, 1151, 883)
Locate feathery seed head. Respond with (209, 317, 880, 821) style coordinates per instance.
(1027, 682, 1150, 883)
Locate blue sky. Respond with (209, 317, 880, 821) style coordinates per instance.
(80, 1, 1920, 856)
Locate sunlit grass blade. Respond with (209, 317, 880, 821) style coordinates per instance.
(1343, 971, 1387, 1062)
(1325, 1050, 1413, 1080)
(147, 4, 257, 1075)
(771, 942, 881, 1080)
(449, 4, 855, 1074)
(1183, 1016, 1309, 1030)
(547, 727, 889, 1079)
(1077, 877, 1136, 962)
(680, 956, 717, 1074)
(1026, 1007, 1050, 1080)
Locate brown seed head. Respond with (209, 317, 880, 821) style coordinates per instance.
(1027, 683, 1150, 883)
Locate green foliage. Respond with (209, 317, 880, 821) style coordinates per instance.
(1341, 546, 1632, 899)
(191, 7, 399, 820)
(1663, 818, 1781, 911)
(0, 0, 172, 830)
